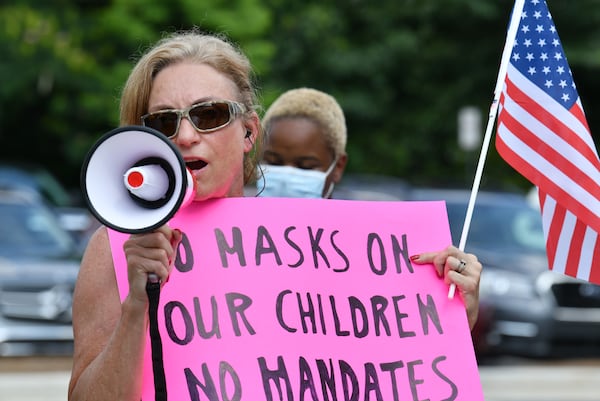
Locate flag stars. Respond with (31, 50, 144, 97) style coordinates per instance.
(510, 1, 578, 109)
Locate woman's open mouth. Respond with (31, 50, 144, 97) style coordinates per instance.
(185, 160, 207, 172)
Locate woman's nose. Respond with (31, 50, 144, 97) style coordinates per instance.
(173, 117, 199, 146)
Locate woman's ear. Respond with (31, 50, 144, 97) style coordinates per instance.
(331, 153, 348, 183)
(243, 113, 260, 152)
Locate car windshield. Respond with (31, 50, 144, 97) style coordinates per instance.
(0, 201, 75, 258)
(446, 200, 547, 254)
(0, 165, 73, 207)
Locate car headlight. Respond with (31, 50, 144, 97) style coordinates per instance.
(480, 269, 536, 299)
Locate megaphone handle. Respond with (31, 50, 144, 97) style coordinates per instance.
(146, 275, 167, 401)
(145, 225, 177, 286)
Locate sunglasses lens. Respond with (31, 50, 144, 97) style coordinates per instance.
(143, 112, 179, 137)
(189, 103, 231, 130)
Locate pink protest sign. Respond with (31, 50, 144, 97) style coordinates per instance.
(109, 197, 484, 401)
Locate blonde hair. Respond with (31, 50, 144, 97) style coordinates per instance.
(262, 88, 347, 158)
(119, 30, 262, 183)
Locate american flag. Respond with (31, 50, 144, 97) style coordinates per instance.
(496, 0, 600, 283)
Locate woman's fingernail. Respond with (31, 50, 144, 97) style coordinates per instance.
(410, 254, 420, 261)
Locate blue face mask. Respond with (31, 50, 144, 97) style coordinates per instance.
(258, 162, 336, 198)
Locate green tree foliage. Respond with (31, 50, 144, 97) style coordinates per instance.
(264, 0, 600, 189)
(1, 0, 599, 191)
(0, 0, 272, 188)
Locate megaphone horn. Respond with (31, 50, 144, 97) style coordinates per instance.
(124, 157, 176, 207)
(81, 126, 195, 234)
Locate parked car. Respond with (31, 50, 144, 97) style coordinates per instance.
(333, 175, 600, 358)
(333, 174, 494, 356)
(407, 188, 600, 358)
(0, 188, 81, 356)
(0, 162, 97, 248)
(333, 173, 410, 201)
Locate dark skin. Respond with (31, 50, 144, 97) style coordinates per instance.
(262, 117, 348, 198)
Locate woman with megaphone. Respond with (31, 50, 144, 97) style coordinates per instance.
(68, 30, 482, 401)
(69, 30, 262, 401)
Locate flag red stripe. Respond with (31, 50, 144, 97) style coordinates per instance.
(589, 238, 600, 284)
(538, 190, 546, 210)
(571, 102, 591, 133)
(543, 199, 563, 272)
(498, 103, 600, 205)
(504, 77, 600, 174)
(565, 219, 586, 277)
(496, 129, 600, 234)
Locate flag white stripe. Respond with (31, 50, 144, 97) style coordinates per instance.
(551, 208, 577, 275)
(497, 123, 600, 216)
(576, 227, 598, 281)
(540, 194, 555, 245)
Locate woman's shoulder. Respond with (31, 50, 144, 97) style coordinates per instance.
(79, 225, 115, 279)
(85, 225, 110, 254)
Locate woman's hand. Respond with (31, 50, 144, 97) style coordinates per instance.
(411, 245, 482, 330)
(123, 225, 182, 304)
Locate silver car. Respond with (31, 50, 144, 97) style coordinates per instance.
(0, 188, 80, 356)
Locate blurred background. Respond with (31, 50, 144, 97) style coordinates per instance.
(1, 1, 600, 400)
(1, 0, 598, 192)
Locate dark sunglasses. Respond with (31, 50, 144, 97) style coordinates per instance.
(141, 100, 247, 138)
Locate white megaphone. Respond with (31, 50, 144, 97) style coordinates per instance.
(81, 126, 195, 233)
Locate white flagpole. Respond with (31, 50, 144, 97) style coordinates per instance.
(448, 0, 526, 299)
